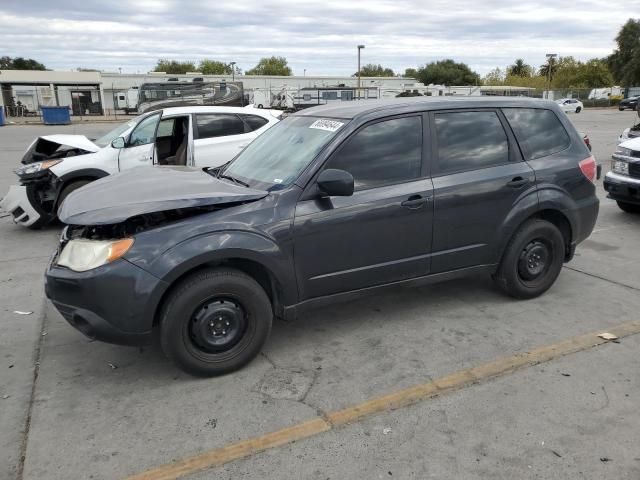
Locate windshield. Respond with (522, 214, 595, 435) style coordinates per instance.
(94, 116, 142, 147)
(221, 116, 347, 190)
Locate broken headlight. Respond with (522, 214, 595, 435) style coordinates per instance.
(56, 238, 134, 272)
(15, 159, 62, 177)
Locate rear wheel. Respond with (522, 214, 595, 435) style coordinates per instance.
(617, 201, 640, 213)
(575, 106, 582, 113)
(160, 268, 273, 376)
(494, 219, 565, 299)
(619, 106, 625, 111)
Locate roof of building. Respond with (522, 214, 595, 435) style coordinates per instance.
(292, 96, 556, 120)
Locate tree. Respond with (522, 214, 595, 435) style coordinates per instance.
(483, 67, 506, 86)
(0, 56, 47, 70)
(198, 59, 233, 75)
(539, 56, 558, 80)
(608, 19, 640, 86)
(507, 59, 533, 77)
(153, 59, 196, 74)
(245, 56, 292, 76)
(404, 68, 418, 78)
(416, 59, 480, 86)
(353, 63, 394, 77)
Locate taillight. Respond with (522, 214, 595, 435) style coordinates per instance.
(579, 156, 596, 183)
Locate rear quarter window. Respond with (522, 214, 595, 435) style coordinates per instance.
(502, 108, 570, 160)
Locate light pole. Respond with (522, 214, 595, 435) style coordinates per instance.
(230, 61, 236, 82)
(357, 45, 365, 100)
(303, 68, 306, 77)
(545, 53, 557, 100)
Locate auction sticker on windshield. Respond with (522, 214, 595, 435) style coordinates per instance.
(309, 119, 344, 132)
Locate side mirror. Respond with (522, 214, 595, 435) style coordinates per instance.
(317, 169, 354, 197)
(111, 137, 125, 149)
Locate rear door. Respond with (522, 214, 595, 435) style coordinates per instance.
(192, 113, 254, 167)
(429, 109, 536, 272)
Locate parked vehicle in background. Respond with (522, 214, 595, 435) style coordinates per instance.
(618, 96, 639, 111)
(588, 87, 622, 100)
(0, 106, 281, 228)
(137, 80, 244, 113)
(556, 98, 583, 113)
(604, 136, 640, 213)
(44, 97, 599, 376)
(115, 87, 139, 114)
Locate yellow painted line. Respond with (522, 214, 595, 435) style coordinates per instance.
(127, 320, 640, 480)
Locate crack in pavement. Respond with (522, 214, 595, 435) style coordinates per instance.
(16, 297, 49, 480)
(563, 265, 640, 292)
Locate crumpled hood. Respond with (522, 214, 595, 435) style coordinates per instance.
(39, 135, 100, 153)
(619, 136, 640, 152)
(58, 166, 268, 225)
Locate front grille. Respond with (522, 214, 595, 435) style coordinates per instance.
(629, 162, 640, 179)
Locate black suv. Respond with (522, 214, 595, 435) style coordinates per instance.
(45, 97, 599, 376)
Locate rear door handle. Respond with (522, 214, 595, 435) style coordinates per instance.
(401, 195, 429, 209)
(506, 177, 529, 188)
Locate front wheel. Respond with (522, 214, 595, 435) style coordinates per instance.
(619, 107, 625, 111)
(160, 268, 273, 376)
(575, 106, 582, 113)
(617, 201, 640, 213)
(494, 219, 565, 299)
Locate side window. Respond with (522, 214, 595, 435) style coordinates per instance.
(324, 116, 422, 191)
(128, 114, 160, 147)
(241, 114, 269, 132)
(502, 108, 570, 160)
(156, 118, 175, 137)
(434, 111, 509, 174)
(196, 114, 245, 139)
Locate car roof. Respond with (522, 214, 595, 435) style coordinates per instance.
(291, 96, 561, 120)
(158, 105, 280, 118)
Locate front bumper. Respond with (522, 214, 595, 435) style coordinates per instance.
(603, 171, 640, 205)
(45, 256, 168, 346)
(0, 185, 43, 227)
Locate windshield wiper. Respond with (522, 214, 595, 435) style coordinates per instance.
(218, 173, 250, 188)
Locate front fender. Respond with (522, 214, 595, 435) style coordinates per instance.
(128, 230, 298, 305)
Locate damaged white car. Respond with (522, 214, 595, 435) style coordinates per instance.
(0, 105, 282, 228)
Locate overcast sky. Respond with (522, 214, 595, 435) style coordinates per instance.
(0, 0, 629, 76)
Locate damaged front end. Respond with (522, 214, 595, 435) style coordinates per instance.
(21, 136, 99, 164)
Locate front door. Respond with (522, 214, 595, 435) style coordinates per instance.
(118, 113, 160, 171)
(429, 109, 536, 272)
(293, 115, 433, 300)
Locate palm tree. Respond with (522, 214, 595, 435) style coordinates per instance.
(539, 57, 558, 80)
(508, 59, 532, 77)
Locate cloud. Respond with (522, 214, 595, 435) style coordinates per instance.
(0, 0, 628, 75)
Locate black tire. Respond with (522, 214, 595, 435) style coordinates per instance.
(57, 179, 92, 209)
(25, 184, 52, 230)
(619, 107, 625, 111)
(575, 106, 582, 113)
(616, 201, 640, 213)
(494, 219, 565, 299)
(160, 268, 273, 376)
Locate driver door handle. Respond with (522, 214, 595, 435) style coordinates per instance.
(506, 176, 529, 188)
(401, 195, 429, 209)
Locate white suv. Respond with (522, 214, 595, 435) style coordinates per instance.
(1, 106, 282, 228)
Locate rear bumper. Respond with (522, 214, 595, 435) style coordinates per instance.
(0, 185, 44, 227)
(45, 257, 168, 346)
(603, 171, 640, 205)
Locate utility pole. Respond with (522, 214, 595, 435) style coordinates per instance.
(230, 62, 236, 82)
(545, 53, 557, 100)
(357, 45, 365, 100)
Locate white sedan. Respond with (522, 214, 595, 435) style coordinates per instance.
(556, 98, 584, 114)
(0, 105, 282, 228)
